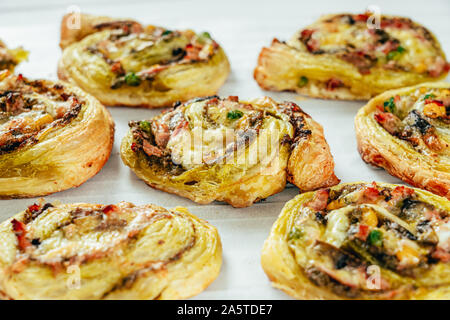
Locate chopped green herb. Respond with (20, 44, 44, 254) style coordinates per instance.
(124, 72, 141, 86)
(387, 46, 406, 60)
(139, 121, 151, 133)
(367, 229, 383, 246)
(227, 110, 244, 120)
(162, 30, 173, 36)
(423, 93, 436, 100)
(383, 97, 396, 113)
(386, 51, 397, 60)
(196, 32, 212, 44)
(200, 31, 211, 39)
(298, 76, 308, 87)
(288, 227, 303, 240)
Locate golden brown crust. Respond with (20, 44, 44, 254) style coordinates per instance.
(355, 82, 450, 199)
(287, 116, 340, 190)
(0, 74, 114, 198)
(356, 135, 450, 198)
(254, 40, 370, 101)
(144, 161, 287, 208)
(58, 13, 230, 108)
(60, 13, 132, 49)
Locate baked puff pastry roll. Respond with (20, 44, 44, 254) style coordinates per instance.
(0, 40, 27, 72)
(121, 96, 339, 207)
(355, 83, 450, 198)
(262, 182, 450, 300)
(0, 200, 221, 299)
(254, 13, 449, 100)
(0, 73, 114, 198)
(58, 13, 230, 108)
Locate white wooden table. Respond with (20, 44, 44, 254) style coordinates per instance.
(0, 0, 449, 299)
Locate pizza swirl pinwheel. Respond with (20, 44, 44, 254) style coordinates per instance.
(120, 96, 339, 207)
(254, 13, 449, 100)
(58, 13, 230, 108)
(355, 83, 450, 198)
(0, 73, 114, 198)
(0, 200, 221, 300)
(262, 182, 450, 300)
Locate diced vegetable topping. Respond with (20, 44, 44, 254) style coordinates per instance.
(326, 198, 346, 211)
(162, 30, 173, 36)
(383, 97, 396, 113)
(423, 101, 446, 118)
(368, 229, 383, 246)
(298, 76, 308, 87)
(200, 31, 211, 39)
(11, 219, 31, 251)
(362, 209, 378, 227)
(396, 244, 420, 267)
(139, 120, 151, 132)
(423, 93, 436, 100)
(124, 72, 141, 86)
(356, 224, 370, 241)
(288, 227, 303, 240)
(227, 110, 244, 120)
(386, 46, 405, 60)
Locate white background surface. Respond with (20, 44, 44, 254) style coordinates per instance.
(0, 0, 449, 299)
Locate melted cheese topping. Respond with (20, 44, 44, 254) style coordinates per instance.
(289, 14, 446, 76)
(166, 99, 293, 172)
(74, 25, 218, 89)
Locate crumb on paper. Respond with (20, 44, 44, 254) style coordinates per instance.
(295, 95, 309, 102)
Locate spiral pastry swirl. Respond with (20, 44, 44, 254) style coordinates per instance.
(0, 200, 221, 300)
(121, 95, 339, 207)
(262, 182, 449, 299)
(254, 13, 449, 100)
(58, 13, 230, 108)
(0, 73, 114, 198)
